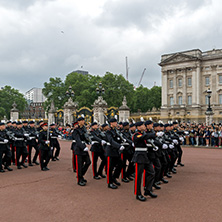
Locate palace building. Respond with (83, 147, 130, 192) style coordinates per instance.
(159, 48, 222, 123)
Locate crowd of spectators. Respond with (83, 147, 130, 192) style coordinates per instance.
(178, 122, 222, 147)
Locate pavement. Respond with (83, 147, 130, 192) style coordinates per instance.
(1, 141, 222, 222)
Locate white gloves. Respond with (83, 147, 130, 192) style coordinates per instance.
(173, 139, 178, 145)
(169, 144, 174, 149)
(4, 139, 9, 143)
(179, 137, 184, 142)
(84, 147, 89, 152)
(51, 147, 53, 150)
(153, 146, 159, 151)
(101, 140, 107, 145)
(119, 146, 125, 151)
(132, 142, 135, 147)
(45, 140, 50, 145)
(58, 135, 62, 139)
(156, 131, 164, 137)
(162, 144, 168, 149)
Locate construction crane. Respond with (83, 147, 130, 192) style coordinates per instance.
(137, 68, 146, 87)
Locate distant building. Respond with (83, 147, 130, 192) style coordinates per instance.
(73, 70, 89, 75)
(25, 88, 46, 104)
(159, 48, 222, 123)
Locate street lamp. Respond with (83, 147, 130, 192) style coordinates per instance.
(206, 88, 212, 112)
(205, 88, 214, 125)
(66, 85, 75, 97)
(96, 82, 105, 95)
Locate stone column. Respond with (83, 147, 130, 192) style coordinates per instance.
(211, 65, 217, 105)
(48, 101, 56, 125)
(92, 96, 108, 124)
(119, 96, 130, 122)
(63, 98, 78, 126)
(161, 71, 168, 107)
(10, 102, 19, 121)
(196, 63, 201, 105)
(173, 71, 177, 105)
(182, 69, 187, 105)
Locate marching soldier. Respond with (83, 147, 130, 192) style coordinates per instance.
(38, 123, 51, 171)
(145, 120, 162, 189)
(72, 117, 91, 186)
(71, 121, 79, 172)
(14, 121, 29, 169)
(121, 122, 134, 182)
(0, 122, 13, 172)
(26, 121, 39, 166)
(105, 118, 124, 189)
(90, 122, 107, 179)
(50, 123, 62, 161)
(10, 121, 17, 165)
(132, 121, 157, 201)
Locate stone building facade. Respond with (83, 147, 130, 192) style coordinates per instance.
(159, 49, 222, 123)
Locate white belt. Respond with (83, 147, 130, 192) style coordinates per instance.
(51, 136, 58, 139)
(15, 138, 24, 141)
(92, 141, 99, 145)
(146, 144, 153, 147)
(121, 143, 129, 146)
(135, 147, 147, 152)
(0, 142, 7, 144)
(29, 137, 36, 140)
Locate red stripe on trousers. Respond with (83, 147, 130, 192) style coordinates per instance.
(91, 152, 95, 177)
(15, 147, 17, 166)
(76, 155, 79, 182)
(134, 163, 138, 195)
(107, 157, 110, 184)
(121, 153, 124, 179)
(39, 150, 41, 169)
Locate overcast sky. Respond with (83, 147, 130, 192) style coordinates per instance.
(1, 0, 222, 94)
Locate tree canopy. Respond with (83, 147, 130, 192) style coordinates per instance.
(0, 86, 27, 119)
(42, 72, 161, 112)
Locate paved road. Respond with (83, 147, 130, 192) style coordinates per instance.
(1, 141, 222, 222)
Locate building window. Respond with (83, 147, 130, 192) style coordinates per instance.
(188, 96, 192, 105)
(205, 95, 209, 105)
(178, 96, 182, 105)
(170, 97, 174, 106)
(205, 77, 210, 86)
(187, 77, 192, 86)
(219, 75, 222, 84)
(219, 94, 222, 105)
(178, 79, 182, 87)
(169, 80, 173, 88)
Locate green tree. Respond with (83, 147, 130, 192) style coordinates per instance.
(42, 77, 67, 111)
(0, 86, 27, 119)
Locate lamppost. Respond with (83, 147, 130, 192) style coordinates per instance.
(96, 82, 105, 95)
(66, 85, 75, 98)
(205, 88, 214, 125)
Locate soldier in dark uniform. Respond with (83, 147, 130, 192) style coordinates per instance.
(72, 117, 91, 186)
(0, 122, 13, 172)
(10, 121, 17, 165)
(50, 123, 62, 161)
(129, 123, 136, 135)
(121, 122, 134, 182)
(38, 123, 51, 171)
(132, 121, 156, 201)
(172, 122, 184, 167)
(90, 122, 107, 180)
(105, 118, 124, 189)
(14, 121, 29, 169)
(26, 121, 39, 166)
(164, 124, 178, 174)
(145, 120, 162, 190)
(71, 121, 79, 172)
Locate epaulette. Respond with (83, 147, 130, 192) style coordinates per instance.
(40, 129, 43, 132)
